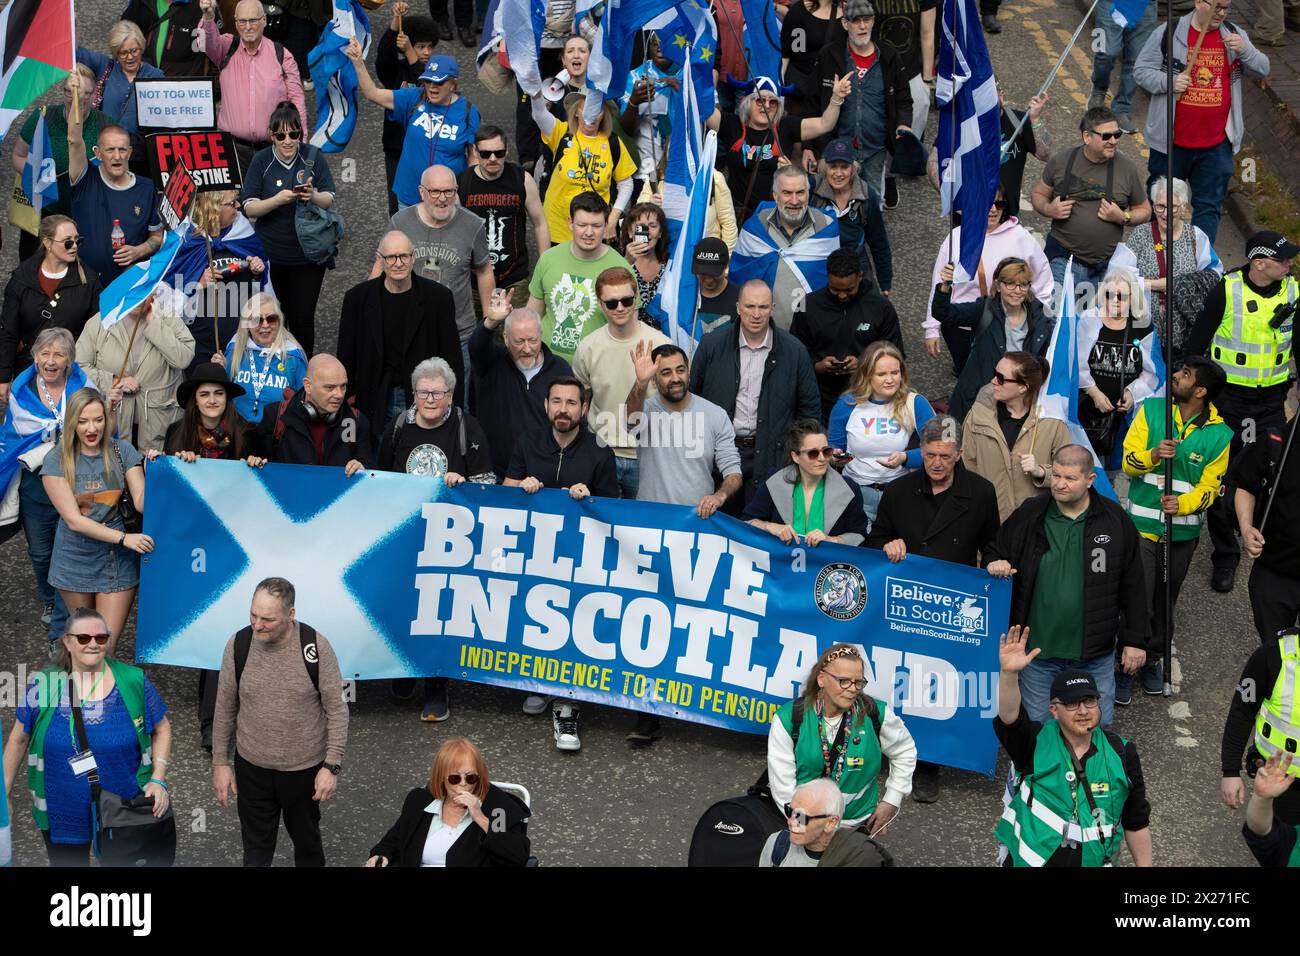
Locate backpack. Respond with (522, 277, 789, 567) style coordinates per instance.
(293, 145, 345, 266)
(233, 622, 320, 692)
(224, 35, 286, 82)
(537, 126, 623, 201)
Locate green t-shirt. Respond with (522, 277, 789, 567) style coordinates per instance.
(527, 243, 634, 362)
(1026, 500, 1087, 661)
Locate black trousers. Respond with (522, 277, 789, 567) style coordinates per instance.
(427, 0, 475, 27)
(234, 753, 325, 867)
(43, 832, 92, 866)
(1139, 536, 1198, 647)
(384, 147, 402, 216)
(269, 261, 327, 357)
(1206, 390, 1286, 572)
(1249, 562, 1300, 643)
(198, 668, 219, 732)
(282, 13, 323, 87)
(721, 443, 756, 518)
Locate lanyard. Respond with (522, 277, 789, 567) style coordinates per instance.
(815, 697, 851, 782)
(67, 662, 107, 747)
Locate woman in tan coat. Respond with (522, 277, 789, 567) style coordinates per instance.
(76, 289, 195, 452)
(961, 351, 1071, 521)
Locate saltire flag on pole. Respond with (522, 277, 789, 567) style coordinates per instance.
(21, 109, 58, 215)
(98, 225, 190, 329)
(1038, 262, 1118, 500)
(935, 0, 1001, 283)
(648, 126, 717, 351)
(500, 0, 548, 95)
(1110, 0, 1149, 28)
(308, 0, 371, 152)
(0, 0, 75, 139)
(477, 0, 505, 70)
(646, 0, 718, 117)
(739, 0, 782, 83)
(585, 0, 679, 121)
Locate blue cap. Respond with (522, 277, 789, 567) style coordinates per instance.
(419, 55, 460, 83)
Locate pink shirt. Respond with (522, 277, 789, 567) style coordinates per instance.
(201, 19, 306, 143)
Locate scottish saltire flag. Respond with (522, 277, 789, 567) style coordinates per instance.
(730, 202, 839, 294)
(647, 0, 718, 117)
(167, 216, 270, 299)
(649, 129, 717, 350)
(0, 361, 92, 529)
(1039, 263, 1118, 500)
(21, 109, 57, 215)
(0, 0, 74, 139)
(308, 0, 370, 153)
(501, 0, 548, 95)
(1110, 0, 1149, 27)
(98, 225, 189, 329)
(585, 0, 679, 120)
(477, 0, 503, 68)
(936, 0, 1001, 283)
(739, 0, 782, 84)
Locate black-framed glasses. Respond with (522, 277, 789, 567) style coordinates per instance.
(477, 147, 507, 159)
(420, 185, 457, 197)
(826, 674, 869, 691)
(1089, 129, 1124, 141)
(272, 129, 301, 142)
(235, 16, 265, 25)
(993, 371, 1024, 386)
(447, 773, 480, 786)
(784, 804, 833, 828)
(800, 446, 835, 460)
(602, 295, 636, 310)
(1053, 697, 1100, 712)
(999, 280, 1030, 292)
(379, 252, 413, 265)
(72, 632, 111, 646)
(414, 388, 450, 401)
(59, 237, 82, 249)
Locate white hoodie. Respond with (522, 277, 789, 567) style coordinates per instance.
(924, 217, 1053, 339)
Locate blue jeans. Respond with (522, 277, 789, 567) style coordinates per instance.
(615, 455, 640, 499)
(1147, 139, 1234, 242)
(857, 483, 884, 531)
(1091, 2, 1158, 116)
(1018, 653, 1117, 729)
(19, 467, 68, 641)
(1048, 252, 1110, 314)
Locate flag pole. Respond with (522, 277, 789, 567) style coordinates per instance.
(943, 0, 960, 272)
(1161, 0, 1176, 696)
(69, 0, 82, 126)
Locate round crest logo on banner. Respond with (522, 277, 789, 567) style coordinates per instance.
(814, 563, 868, 621)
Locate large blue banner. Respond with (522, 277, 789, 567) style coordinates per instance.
(137, 460, 1010, 775)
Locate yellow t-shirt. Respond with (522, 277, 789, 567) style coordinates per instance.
(541, 123, 637, 243)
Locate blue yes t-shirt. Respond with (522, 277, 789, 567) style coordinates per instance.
(389, 88, 481, 206)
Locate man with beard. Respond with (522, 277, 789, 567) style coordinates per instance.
(503, 375, 618, 751)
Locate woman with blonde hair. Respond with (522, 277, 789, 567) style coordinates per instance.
(40, 388, 153, 656)
(636, 136, 738, 251)
(76, 289, 194, 452)
(828, 341, 936, 526)
(218, 292, 307, 425)
(766, 643, 916, 834)
(77, 22, 165, 172)
(365, 737, 530, 867)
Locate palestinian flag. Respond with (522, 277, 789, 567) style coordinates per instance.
(0, 0, 74, 140)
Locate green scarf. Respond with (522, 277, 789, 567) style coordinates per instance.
(791, 477, 826, 536)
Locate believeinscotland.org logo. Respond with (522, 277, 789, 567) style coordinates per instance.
(814, 563, 868, 621)
(884, 577, 988, 636)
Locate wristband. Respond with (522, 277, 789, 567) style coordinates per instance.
(119, 532, 127, 546)
(149, 778, 169, 790)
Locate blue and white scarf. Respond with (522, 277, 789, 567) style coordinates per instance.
(0, 362, 93, 527)
(729, 202, 839, 294)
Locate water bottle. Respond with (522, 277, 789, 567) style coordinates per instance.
(110, 219, 125, 250)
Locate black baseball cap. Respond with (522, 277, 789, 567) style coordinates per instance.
(1246, 230, 1300, 262)
(1050, 669, 1099, 705)
(692, 237, 729, 277)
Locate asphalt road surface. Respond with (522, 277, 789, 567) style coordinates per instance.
(0, 0, 1266, 867)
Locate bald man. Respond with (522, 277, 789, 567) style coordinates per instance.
(339, 230, 463, 442)
(254, 352, 375, 474)
(387, 165, 494, 400)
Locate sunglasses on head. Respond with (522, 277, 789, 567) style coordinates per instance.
(272, 129, 302, 142)
(447, 773, 480, 786)
(477, 147, 507, 159)
(602, 295, 636, 310)
(800, 446, 835, 460)
(993, 371, 1024, 386)
(1090, 129, 1123, 141)
(71, 632, 111, 646)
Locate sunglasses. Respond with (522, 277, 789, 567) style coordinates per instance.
(783, 804, 833, 828)
(72, 632, 111, 646)
(602, 295, 636, 310)
(993, 371, 1024, 386)
(254, 314, 281, 326)
(1104, 290, 1130, 301)
(477, 148, 507, 159)
(272, 129, 302, 141)
(800, 446, 835, 460)
(1090, 129, 1124, 141)
(447, 773, 480, 786)
(991, 199, 1009, 210)
(59, 237, 82, 250)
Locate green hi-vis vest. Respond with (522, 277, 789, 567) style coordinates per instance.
(26, 661, 153, 831)
(777, 697, 885, 824)
(1126, 398, 1232, 541)
(1255, 633, 1300, 773)
(996, 720, 1131, 867)
(1213, 272, 1297, 387)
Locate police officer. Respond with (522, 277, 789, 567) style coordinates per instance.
(1185, 231, 1299, 594)
(994, 626, 1153, 867)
